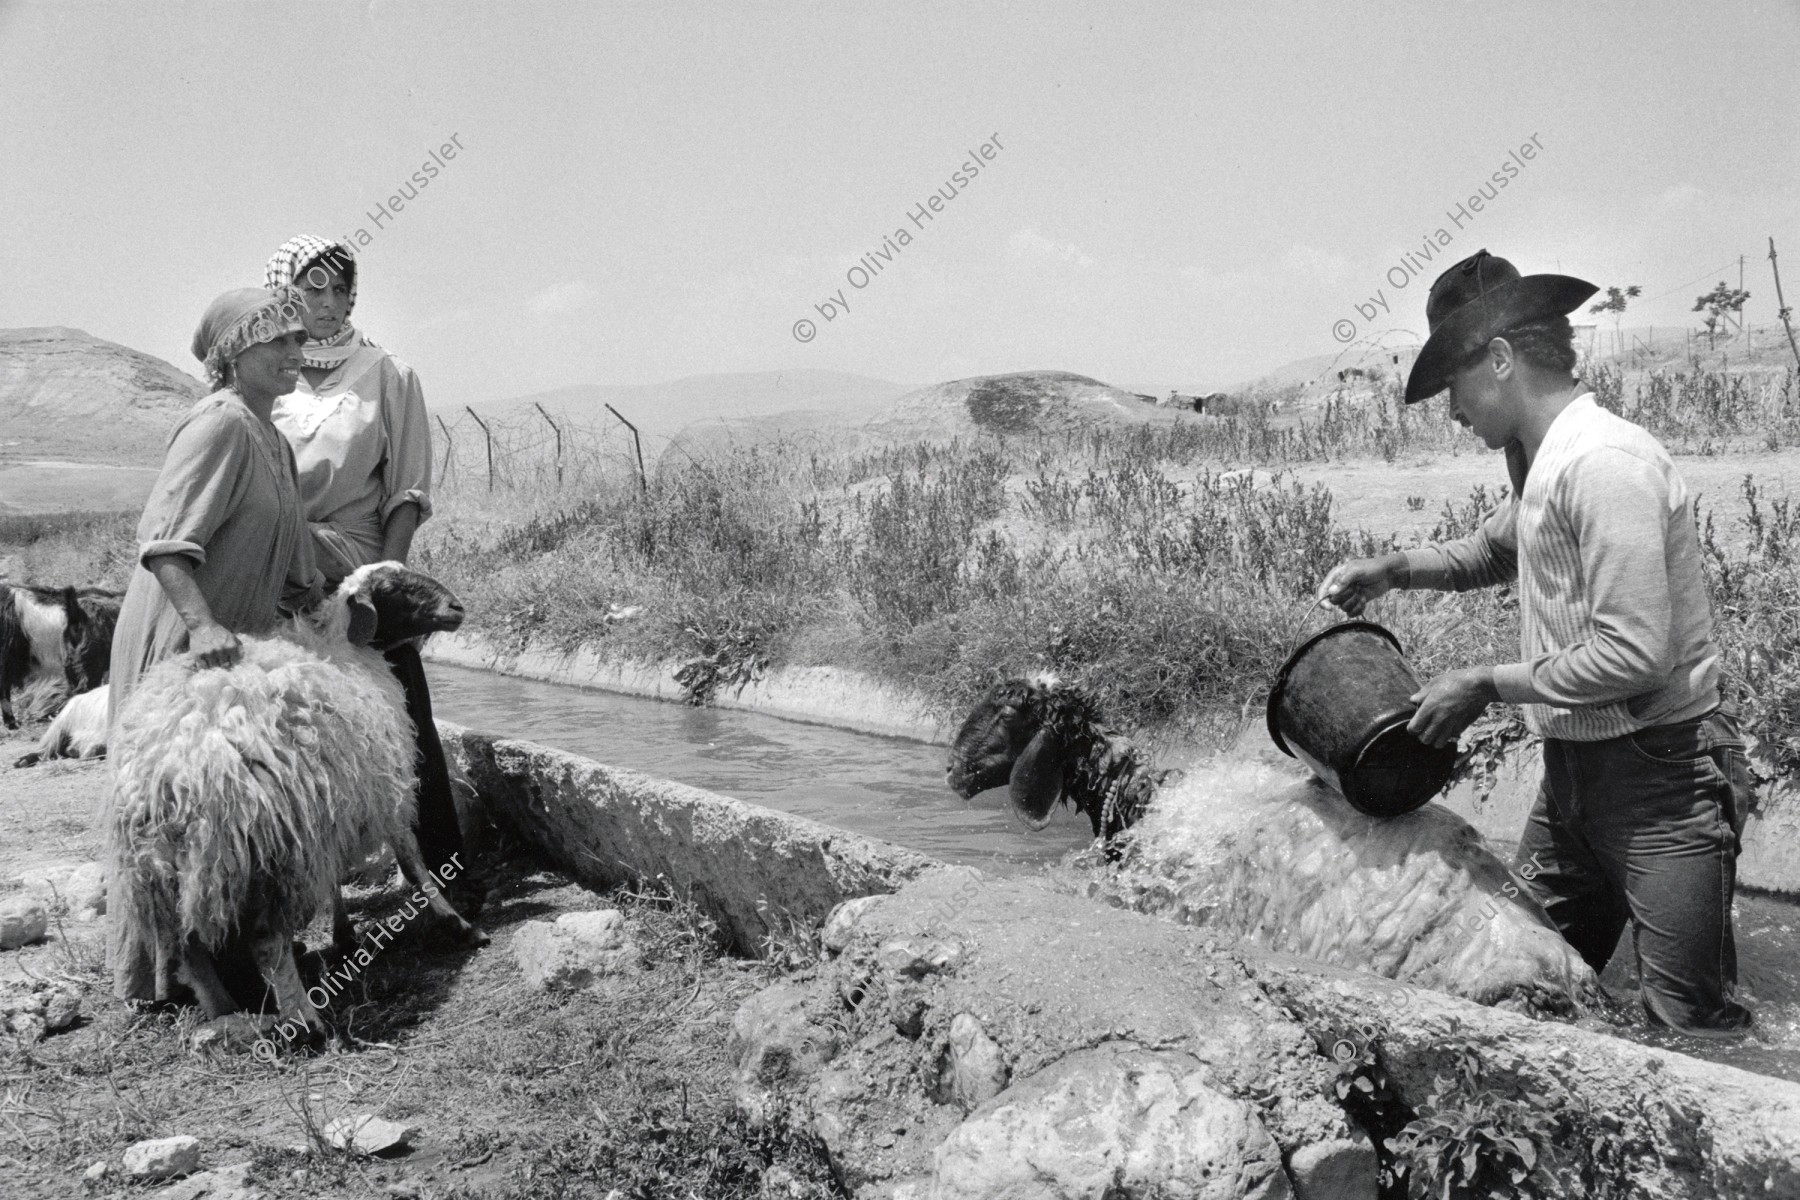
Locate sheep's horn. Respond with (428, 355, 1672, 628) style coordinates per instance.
(1008, 728, 1065, 831)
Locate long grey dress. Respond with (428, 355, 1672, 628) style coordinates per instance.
(107, 391, 319, 1003)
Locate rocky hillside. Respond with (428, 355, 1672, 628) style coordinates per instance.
(665, 370, 1192, 465)
(867, 370, 1184, 440)
(0, 327, 204, 467)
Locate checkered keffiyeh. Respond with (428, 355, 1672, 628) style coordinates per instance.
(264, 235, 372, 370)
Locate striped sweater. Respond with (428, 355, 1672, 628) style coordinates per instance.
(1403, 394, 1720, 741)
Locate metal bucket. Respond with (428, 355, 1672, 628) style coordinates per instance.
(1266, 620, 1458, 817)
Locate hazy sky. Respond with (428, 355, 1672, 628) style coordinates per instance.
(3, 1, 1797, 405)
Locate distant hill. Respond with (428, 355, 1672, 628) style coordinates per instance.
(666, 370, 1193, 464)
(471, 369, 913, 447)
(0, 327, 204, 468)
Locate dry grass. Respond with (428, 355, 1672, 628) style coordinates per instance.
(0, 764, 838, 1200)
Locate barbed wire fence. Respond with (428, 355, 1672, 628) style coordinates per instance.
(428, 405, 651, 495)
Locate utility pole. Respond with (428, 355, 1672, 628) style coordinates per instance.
(1739, 254, 1748, 339)
(1770, 238, 1800, 373)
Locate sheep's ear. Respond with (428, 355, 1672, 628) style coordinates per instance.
(1008, 728, 1065, 831)
(345, 594, 379, 646)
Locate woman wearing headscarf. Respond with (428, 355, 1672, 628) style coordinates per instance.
(109, 285, 326, 1004)
(263, 235, 481, 923)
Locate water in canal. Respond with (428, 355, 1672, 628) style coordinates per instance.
(429, 661, 1800, 1083)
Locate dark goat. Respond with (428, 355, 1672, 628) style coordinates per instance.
(2, 585, 83, 728)
(64, 588, 122, 695)
(947, 675, 1166, 853)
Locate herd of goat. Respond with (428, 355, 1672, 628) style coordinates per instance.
(2, 565, 1598, 1039)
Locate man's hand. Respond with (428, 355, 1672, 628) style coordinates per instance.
(1408, 666, 1499, 748)
(187, 622, 243, 670)
(1317, 552, 1409, 616)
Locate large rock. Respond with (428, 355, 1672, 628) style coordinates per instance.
(931, 1043, 1293, 1200)
(122, 1136, 201, 1181)
(439, 726, 934, 954)
(13, 860, 105, 917)
(511, 909, 641, 990)
(730, 981, 841, 1123)
(753, 868, 1351, 1195)
(0, 895, 48, 949)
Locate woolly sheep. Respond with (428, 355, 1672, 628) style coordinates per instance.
(109, 562, 484, 1040)
(947, 674, 1599, 1014)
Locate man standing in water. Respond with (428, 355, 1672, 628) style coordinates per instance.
(1318, 250, 1753, 1035)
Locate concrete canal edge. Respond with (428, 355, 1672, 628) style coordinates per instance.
(437, 721, 1800, 1196)
(424, 632, 951, 744)
(426, 630, 1800, 895)
(437, 721, 938, 953)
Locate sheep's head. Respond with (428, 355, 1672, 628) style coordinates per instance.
(947, 674, 1068, 830)
(333, 563, 466, 648)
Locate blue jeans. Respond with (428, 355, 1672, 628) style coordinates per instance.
(1517, 708, 1753, 1033)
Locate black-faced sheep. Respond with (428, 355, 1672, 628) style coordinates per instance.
(947, 673, 1162, 849)
(109, 562, 486, 1041)
(947, 674, 1599, 1013)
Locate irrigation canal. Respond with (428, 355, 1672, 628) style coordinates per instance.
(430, 661, 1800, 1083)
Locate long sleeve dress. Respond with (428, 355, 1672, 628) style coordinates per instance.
(270, 346, 432, 582)
(107, 391, 320, 1003)
(273, 344, 470, 892)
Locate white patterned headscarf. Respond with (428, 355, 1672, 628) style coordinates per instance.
(264, 235, 372, 371)
(191, 286, 308, 391)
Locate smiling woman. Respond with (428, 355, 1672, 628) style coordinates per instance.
(106, 287, 324, 724)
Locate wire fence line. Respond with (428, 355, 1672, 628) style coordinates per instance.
(427, 406, 650, 493)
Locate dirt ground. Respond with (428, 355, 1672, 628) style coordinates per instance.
(0, 731, 835, 1200)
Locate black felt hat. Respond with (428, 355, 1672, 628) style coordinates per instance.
(1404, 250, 1597, 404)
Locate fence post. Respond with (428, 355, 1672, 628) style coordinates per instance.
(533, 402, 564, 486)
(1769, 238, 1800, 374)
(434, 414, 455, 487)
(465, 406, 495, 492)
(604, 402, 648, 496)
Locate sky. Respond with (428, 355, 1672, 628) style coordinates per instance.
(3, 1, 1798, 406)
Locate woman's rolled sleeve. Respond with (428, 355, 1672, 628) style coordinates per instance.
(379, 361, 433, 525)
(134, 406, 250, 569)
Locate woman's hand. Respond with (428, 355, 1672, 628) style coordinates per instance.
(187, 622, 243, 670)
(1316, 552, 1409, 616)
(145, 553, 242, 669)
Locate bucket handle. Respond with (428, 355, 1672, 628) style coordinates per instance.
(1278, 590, 1339, 664)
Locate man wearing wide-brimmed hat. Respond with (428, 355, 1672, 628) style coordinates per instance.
(1319, 249, 1753, 1035)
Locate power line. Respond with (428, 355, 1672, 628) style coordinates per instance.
(1639, 259, 1743, 304)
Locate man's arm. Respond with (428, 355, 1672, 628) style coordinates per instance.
(1318, 498, 1518, 614)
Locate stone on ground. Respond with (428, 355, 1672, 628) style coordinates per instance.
(122, 1135, 201, 1181)
(511, 908, 642, 990)
(154, 1160, 257, 1200)
(323, 1114, 416, 1156)
(930, 1043, 1293, 1200)
(0, 894, 49, 948)
(2, 980, 81, 1039)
